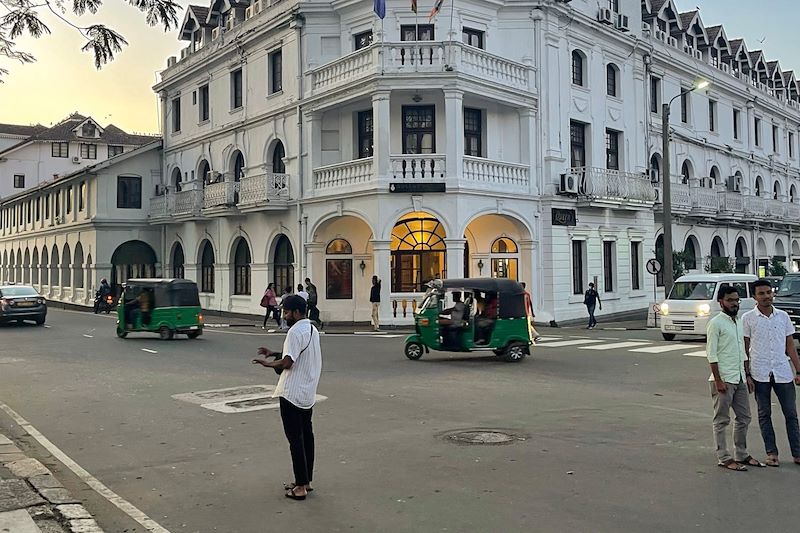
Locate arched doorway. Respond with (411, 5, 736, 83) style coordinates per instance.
(49, 245, 59, 287)
(198, 240, 215, 293)
(391, 212, 447, 292)
(680, 160, 692, 185)
(734, 237, 748, 274)
(232, 238, 251, 295)
(61, 244, 71, 288)
(171, 242, 185, 278)
(198, 160, 210, 187)
(325, 238, 353, 300)
(232, 151, 245, 203)
(649, 154, 661, 183)
(490, 237, 519, 279)
(756, 237, 769, 277)
(683, 236, 699, 271)
(73, 243, 85, 289)
(40, 248, 49, 285)
(273, 235, 294, 293)
(272, 141, 286, 174)
(110, 240, 157, 292)
(171, 167, 183, 193)
(708, 166, 720, 189)
(755, 176, 764, 197)
(15, 249, 22, 282)
(31, 247, 39, 285)
(23, 248, 30, 284)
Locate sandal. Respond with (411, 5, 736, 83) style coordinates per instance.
(284, 482, 313, 492)
(285, 486, 307, 501)
(736, 456, 766, 468)
(718, 459, 747, 471)
(766, 455, 780, 467)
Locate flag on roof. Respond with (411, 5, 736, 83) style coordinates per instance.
(428, 0, 445, 22)
(411, 0, 418, 13)
(374, 0, 386, 19)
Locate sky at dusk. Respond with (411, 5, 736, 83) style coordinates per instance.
(0, 0, 797, 134)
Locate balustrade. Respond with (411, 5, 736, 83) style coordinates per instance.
(239, 172, 291, 205)
(314, 158, 374, 189)
(719, 192, 745, 213)
(390, 154, 445, 180)
(691, 187, 719, 211)
(463, 157, 528, 187)
(572, 167, 656, 203)
(203, 180, 239, 208)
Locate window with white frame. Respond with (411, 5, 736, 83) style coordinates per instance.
(603, 240, 616, 293)
(572, 240, 586, 295)
(80, 143, 97, 159)
(269, 49, 283, 94)
(631, 241, 641, 290)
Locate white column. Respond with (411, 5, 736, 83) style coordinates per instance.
(372, 91, 391, 181)
(445, 238, 466, 279)
(371, 240, 392, 325)
(216, 264, 231, 312)
(444, 89, 464, 186)
(308, 112, 322, 191)
(519, 107, 537, 195)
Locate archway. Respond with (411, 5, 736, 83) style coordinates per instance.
(198, 240, 215, 293)
(31, 247, 39, 285)
(271, 141, 286, 174)
(756, 237, 769, 276)
(232, 151, 245, 182)
(791, 185, 797, 203)
(680, 160, 692, 185)
(649, 154, 661, 183)
(73, 243, 85, 289)
(110, 240, 157, 292)
(755, 176, 764, 197)
(23, 248, 30, 284)
(391, 212, 447, 292)
(171, 242, 185, 278)
(683, 236, 699, 270)
(232, 237, 251, 295)
(734, 237, 748, 274)
(463, 213, 532, 283)
(61, 244, 71, 288)
(775, 239, 786, 258)
(311, 214, 374, 306)
(171, 167, 183, 193)
(15, 249, 22, 282)
(49, 245, 59, 287)
(708, 166, 720, 189)
(1, 250, 6, 282)
(773, 180, 782, 200)
(272, 234, 294, 293)
(41, 247, 49, 285)
(198, 160, 210, 187)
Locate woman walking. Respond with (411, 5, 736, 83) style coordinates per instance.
(261, 283, 279, 329)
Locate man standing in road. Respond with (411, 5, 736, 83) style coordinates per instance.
(252, 295, 322, 500)
(583, 282, 601, 329)
(370, 275, 381, 331)
(743, 279, 800, 467)
(706, 285, 764, 471)
(305, 278, 320, 326)
(520, 282, 542, 342)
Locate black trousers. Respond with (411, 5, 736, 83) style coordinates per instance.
(279, 397, 315, 486)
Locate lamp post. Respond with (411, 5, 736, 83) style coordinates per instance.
(661, 80, 709, 295)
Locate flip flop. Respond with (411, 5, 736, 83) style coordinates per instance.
(718, 459, 747, 471)
(766, 456, 780, 467)
(737, 456, 766, 468)
(285, 487, 307, 501)
(284, 483, 313, 492)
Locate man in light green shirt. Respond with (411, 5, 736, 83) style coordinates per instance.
(706, 285, 764, 471)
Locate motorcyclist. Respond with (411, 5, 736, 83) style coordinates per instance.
(94, 278, 112, 313)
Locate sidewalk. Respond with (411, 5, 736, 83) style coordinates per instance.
(0, 434, 104, 533)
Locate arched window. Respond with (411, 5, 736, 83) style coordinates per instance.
(171, 167, 182, 193)
(172, 243, 185, 279)
(272, 141, 286, 174)
(490, 237, 519, 280)
(50, 246, 59, 287)
(791, 185, 797, 203)
(198, 160, 211, 187)
(649, 154, 661, 182)
(391, 214, 447, 292)
(606, 63, 618, 97)
(200, 241, 215, 293)
(683, 237, 698, 270)
(773, 181, 781, 200)
(571, 50, 585, 87)
(73, 243, 84, 289)
(755, 176, 763, 197)
(681, 160, 691, 184)
(273, 235, 294, 293)
(709, 166, 720, 189)
(233, 238, 251, 295)
(233, 151, 245, 182)
(326, 239, 353, 300)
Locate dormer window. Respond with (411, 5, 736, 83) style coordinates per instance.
(81, 123, 96, 138)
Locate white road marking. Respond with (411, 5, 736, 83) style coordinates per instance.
(82, 334, 93, 338)
(141, 348, 158, 354)
(0, 400, 170, 533)
(580, 341, 652, 351)
(630, 344, 698, 353)
(536, 339, 604, 348)
(684, 350, 708, 357)
(532, 336, 562, 342)
(43, 325, 51, 328)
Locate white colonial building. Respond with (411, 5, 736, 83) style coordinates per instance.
(4, 0, 798, 324)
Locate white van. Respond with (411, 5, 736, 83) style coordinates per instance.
(659, 273, 757, 340)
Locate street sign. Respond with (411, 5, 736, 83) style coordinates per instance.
(646, 258, 662, 275)
(389, 182, 446, 193)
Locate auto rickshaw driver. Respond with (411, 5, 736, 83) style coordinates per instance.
(476, 291, 498, 344)
(438, 291, 467, 349)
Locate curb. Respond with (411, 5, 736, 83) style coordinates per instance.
(0, 434, 105, 533)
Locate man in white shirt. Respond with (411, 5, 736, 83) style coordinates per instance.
(743, 279, 800, 467)
(296, 283, 309, 301)
(252, 295, 322, 500)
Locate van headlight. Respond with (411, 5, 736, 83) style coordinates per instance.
(660, 303, 669, 316)
(696, 303, 711, 317)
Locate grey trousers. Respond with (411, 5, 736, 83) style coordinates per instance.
(710, 379, 752, 463)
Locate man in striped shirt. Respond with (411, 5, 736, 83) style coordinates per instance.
(252, 295, 322, 500)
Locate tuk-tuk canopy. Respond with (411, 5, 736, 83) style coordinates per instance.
(124, 278, 201, 307)
(431, 278, 527, 318)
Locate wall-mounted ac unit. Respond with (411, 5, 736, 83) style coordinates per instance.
(167, 56, 177, 68)
(254, 0, 263, 13)
(71, 156, 80, 164)
(727, 175, 741, 192)
(211, 27, 221, 40)
(245, 6, 254, 19)
(693, 49, 703, 61)
(559, 173, 580, 194)
(615, 14, 630, 32)
(597, 8, 614, 25)
(667, 36, 679, 48)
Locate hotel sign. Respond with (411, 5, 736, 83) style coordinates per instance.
(389, 182, 446, 193)
(551, 208, 577, 226)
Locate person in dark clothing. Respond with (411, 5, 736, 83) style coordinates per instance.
(94, 278, 112, 313)
(370, 276, 381, 331)
(305, 278, 321, 327)
(584, 282, 602, 329)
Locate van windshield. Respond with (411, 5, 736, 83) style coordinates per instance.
(668, 282, 717, 300)
(777, 276, 800, 297)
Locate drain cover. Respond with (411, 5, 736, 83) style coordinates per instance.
(444, 429, 525, 445)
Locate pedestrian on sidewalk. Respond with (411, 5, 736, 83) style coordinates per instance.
(742, 278, 800, 467)
(520, 282, 541, 342)
(296, 284, 309, 301)
(251, 295, 322, 501)
(261, 283, 279, 329)
(305, 278, 322, 328)
(706, 284, 764, 471)
(370, 275, 381, 331)
(583, 282, 601, 329)
(278, 286, 292, 330)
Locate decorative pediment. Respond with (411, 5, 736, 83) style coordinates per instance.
(73, 118, 103, 139)
(180, 5, 212, 40)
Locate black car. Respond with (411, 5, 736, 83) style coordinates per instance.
(0, 285, 47, 325)
(774, 274, 800, 338)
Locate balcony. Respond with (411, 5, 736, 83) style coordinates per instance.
(203, 180, 240, 215)
(148, 190, 204, 223)
(309, 41, 535, 96)
(571, 167, 656, 208)
(743, 196, 768, 219)
(462, 156, 529, 191)
(690, 186, 719, 216)
(238, 172, 291, 212)
(390, 154, 446, 181)
(718, 192, 744, 217)
(314, 158, 375, 191)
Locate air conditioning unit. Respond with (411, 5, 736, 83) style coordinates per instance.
(693, 49, 703, 60)
(649, 169, 659, 183)
(206, 170, 221, 183)
(667, 36, 679, 48)
(559, 172, 580, 194)
(155, 184, 168, 196)
(653, 29, 667, 42)
(597, 8, 613, 24)
(245, 6, 254, 19)
(720, 63, 730, 74)
(71, 156, 80, 164)
(727, 175, 741, 192)
(615, 14, 630, 32)
(211, 27, 221, 40)
(167, 56, 177, 68)
(225, 18, 237, 31)
(254, 0, 263, 13)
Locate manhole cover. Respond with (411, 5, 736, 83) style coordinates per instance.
(225, 397, 278, 409)
(443, 429, 525, 445)
(194, 386, 271, 400)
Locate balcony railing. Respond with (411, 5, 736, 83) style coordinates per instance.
(203, 180, 239, 209)
(463, 157, 529, 187)
(719, 192, 745, 214)
(309, 41, 534, 94)
(691, 187, 719, 212)
(314, 158, 374, 190)
(173, 190, 204, 216)
(149, 194, 170, 219)
(390, 154, 446, 180)
(572, 167, 656, 204)
(238, 172, 290, 206)
(744, 196, 767, 217)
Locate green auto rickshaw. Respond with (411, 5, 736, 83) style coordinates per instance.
(116, 279, 204, 340)
(404, 278, 534, 363)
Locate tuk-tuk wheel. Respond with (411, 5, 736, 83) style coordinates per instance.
(116, 329, 128, 339)
(661, 333, 676, 341)
(405, 342, 424, 360)
(503, 342, 527, 363)
(159, 326, 174, 340)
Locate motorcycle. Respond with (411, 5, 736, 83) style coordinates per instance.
(94, 292, 115, 314)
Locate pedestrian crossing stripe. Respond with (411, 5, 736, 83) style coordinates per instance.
(683, 350, 708, 357)
(579, 341, 651, 351)
(536, 339, 604, 348)
(629, 344, 698, 353)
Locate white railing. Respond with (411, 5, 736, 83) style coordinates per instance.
(149, 194, 170, 218)
(173, 189, 204, 216)
(314, 158, 374, 189)
(691, 187, 719, 211)
(203, 180, 239, 208)
(765, 199, 786, 218)
(719, 192, 744, 213)
(310, 47, 377, 92)
(744, 195, 767, 217)
(386, 41, 446, 71)
(238, 172, 291, 205)
(454, 44, 532, 91)
(572, 167, 656, 203)
(786, 203, 800, 220)
(390, 154, 446, 180)
(463, 157, 529, 187)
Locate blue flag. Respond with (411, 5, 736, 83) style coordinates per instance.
(374, 0, 386, 19)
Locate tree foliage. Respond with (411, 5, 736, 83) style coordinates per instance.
(769, 257, 788, 277)
(0, 0, 182, 80)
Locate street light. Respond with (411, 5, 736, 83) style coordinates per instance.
(661, 79, 709, 295)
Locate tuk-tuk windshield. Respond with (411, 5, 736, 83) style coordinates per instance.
(171, 285, 201, 306)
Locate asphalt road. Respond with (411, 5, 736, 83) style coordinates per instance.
(2, 309, 800, 533)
